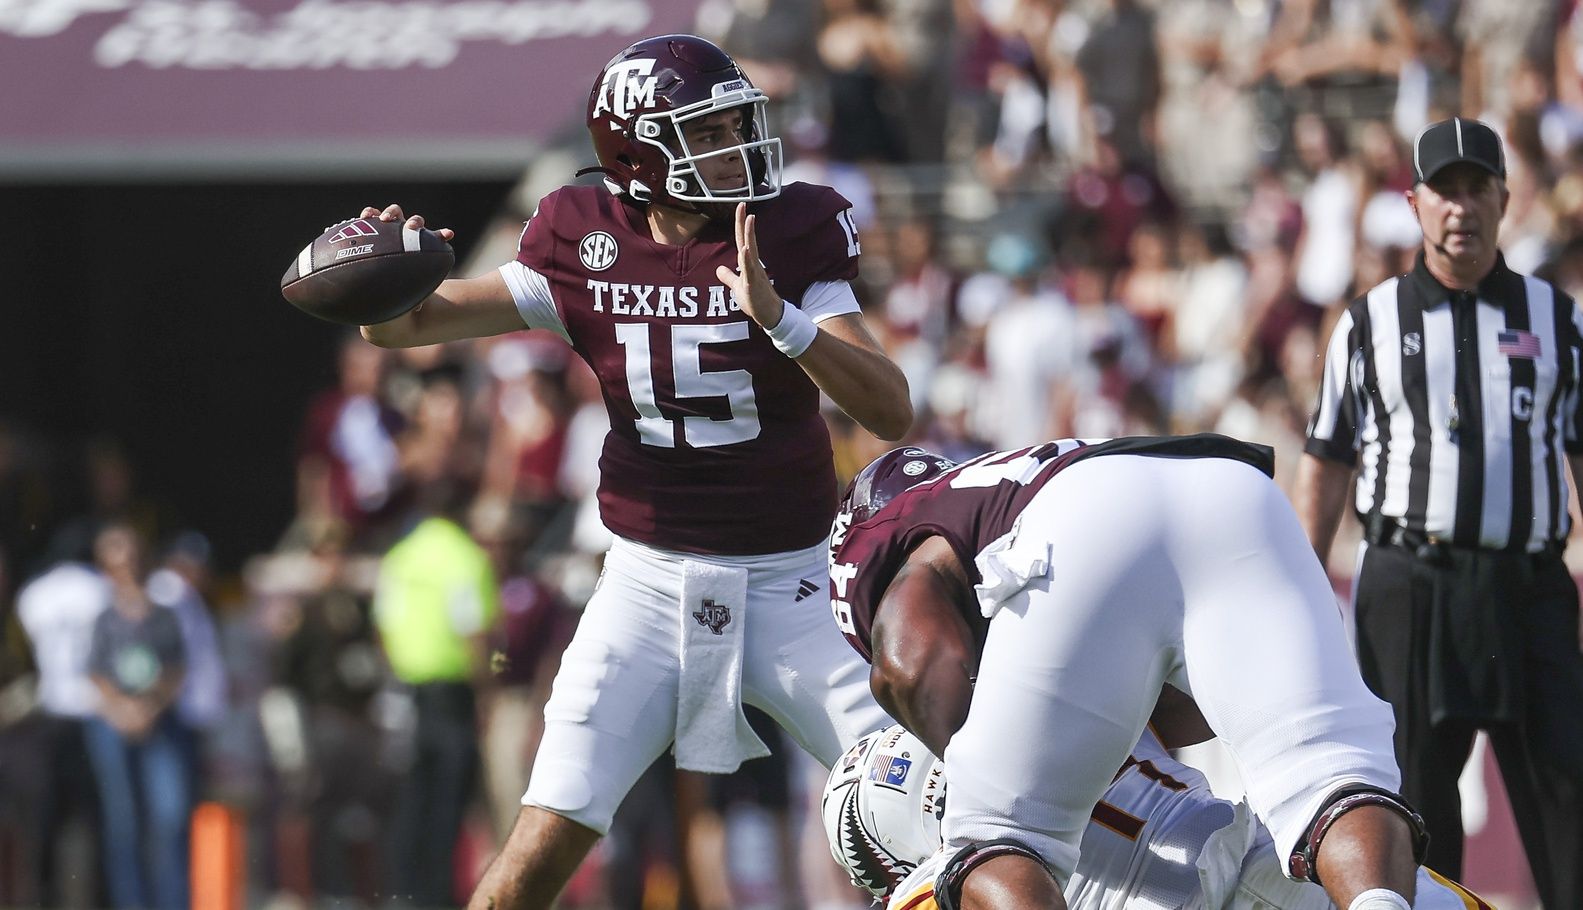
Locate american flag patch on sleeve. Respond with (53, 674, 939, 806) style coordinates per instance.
(1498, 329, 1542, 358)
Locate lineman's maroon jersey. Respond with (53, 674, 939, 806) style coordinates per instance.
(517, 182, 862, 555)
(828, 435, 1275, 661)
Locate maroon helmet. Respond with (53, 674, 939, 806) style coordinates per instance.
(839, 447, 958, 526)
(583, 34, 782, 208)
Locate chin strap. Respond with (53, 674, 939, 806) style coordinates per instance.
(573, 166, 747, 219)
(1288, 785, 1430, 886)
(573, 166, 661, 206)
(933, 839, 1051, 910)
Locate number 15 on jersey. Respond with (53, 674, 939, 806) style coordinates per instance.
(615, 321, 762, 448)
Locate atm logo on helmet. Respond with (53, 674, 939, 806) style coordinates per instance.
(594, 59, 658, 122)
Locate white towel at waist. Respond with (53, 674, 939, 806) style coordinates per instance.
(676, 560, 770, 773)
(973, 515, 1053, 619)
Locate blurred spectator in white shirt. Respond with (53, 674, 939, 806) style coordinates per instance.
(18, 556, 109, 723)
(12, 527, 111, 906)
(979, 233, 1079, 449)
(1292, 112, 1359, 314)
(1064, 259, 1158, 437)
(915, 361, 995, 465)
(881, 219, 958, 414)
(1167, 221, 1250, 428)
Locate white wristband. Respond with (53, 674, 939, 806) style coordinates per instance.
(764, 301, 818, 358)
(1348, 889, 1411, 910)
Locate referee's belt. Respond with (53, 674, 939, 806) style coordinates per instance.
(1364, 516, 1564, 562)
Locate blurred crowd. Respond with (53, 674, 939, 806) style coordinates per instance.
(6, 0, 1583, 907)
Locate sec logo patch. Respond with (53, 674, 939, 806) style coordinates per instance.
(580, 231, 618, 271)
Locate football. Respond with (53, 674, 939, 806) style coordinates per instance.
(281, 217, 454, 325)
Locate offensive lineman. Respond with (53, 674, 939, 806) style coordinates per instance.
(348, 35, 910, 909)
(826, 438, 1432, 910)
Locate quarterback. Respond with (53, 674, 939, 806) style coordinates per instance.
(352, 35, 909, 910)
(827, 438, 1436, 910)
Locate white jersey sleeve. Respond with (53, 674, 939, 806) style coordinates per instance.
(801, 279, 862, 323)
(497, 261, 571, 344)
(1066, 744, 1240, 909)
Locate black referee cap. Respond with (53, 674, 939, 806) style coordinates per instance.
(1412, 117, 1505, 184)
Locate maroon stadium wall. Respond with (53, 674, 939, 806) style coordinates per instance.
(0, 0, 706, 178)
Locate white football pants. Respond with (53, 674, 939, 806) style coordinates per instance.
(522, 536, 890, 834)
(943, 454, 1400, 883)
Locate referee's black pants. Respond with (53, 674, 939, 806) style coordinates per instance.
(1355, 542, 1583, 908)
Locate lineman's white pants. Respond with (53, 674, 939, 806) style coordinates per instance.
(944, 455, 1400, 882)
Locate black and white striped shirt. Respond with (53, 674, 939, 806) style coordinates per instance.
(1306, 253, 1583, 551)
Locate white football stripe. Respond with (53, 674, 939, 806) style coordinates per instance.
(402, 225, 421, 252)
(296, 243, 313, 277)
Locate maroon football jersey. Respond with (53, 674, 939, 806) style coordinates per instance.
(517, 182, 862, 555)
(828, 435, 1275, 660)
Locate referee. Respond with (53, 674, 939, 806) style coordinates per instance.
(1294, 117, 1583, 907)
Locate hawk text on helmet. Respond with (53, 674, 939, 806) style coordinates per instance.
(593, 59, 657, 122)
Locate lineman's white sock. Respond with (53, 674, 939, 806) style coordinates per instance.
(1348, 889, 1412, 910)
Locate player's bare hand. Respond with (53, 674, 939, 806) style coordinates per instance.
(715, 202, 783, 329)
(358, 204, 456, 242)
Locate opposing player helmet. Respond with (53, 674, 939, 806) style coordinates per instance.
(822, 724, 947, 897)
(583, 34, 782, 208)
(839, 447, 958, 526)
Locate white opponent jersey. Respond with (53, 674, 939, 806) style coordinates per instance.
(1060, 728, 1328, 910)
(887, 728, 1495, 910)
